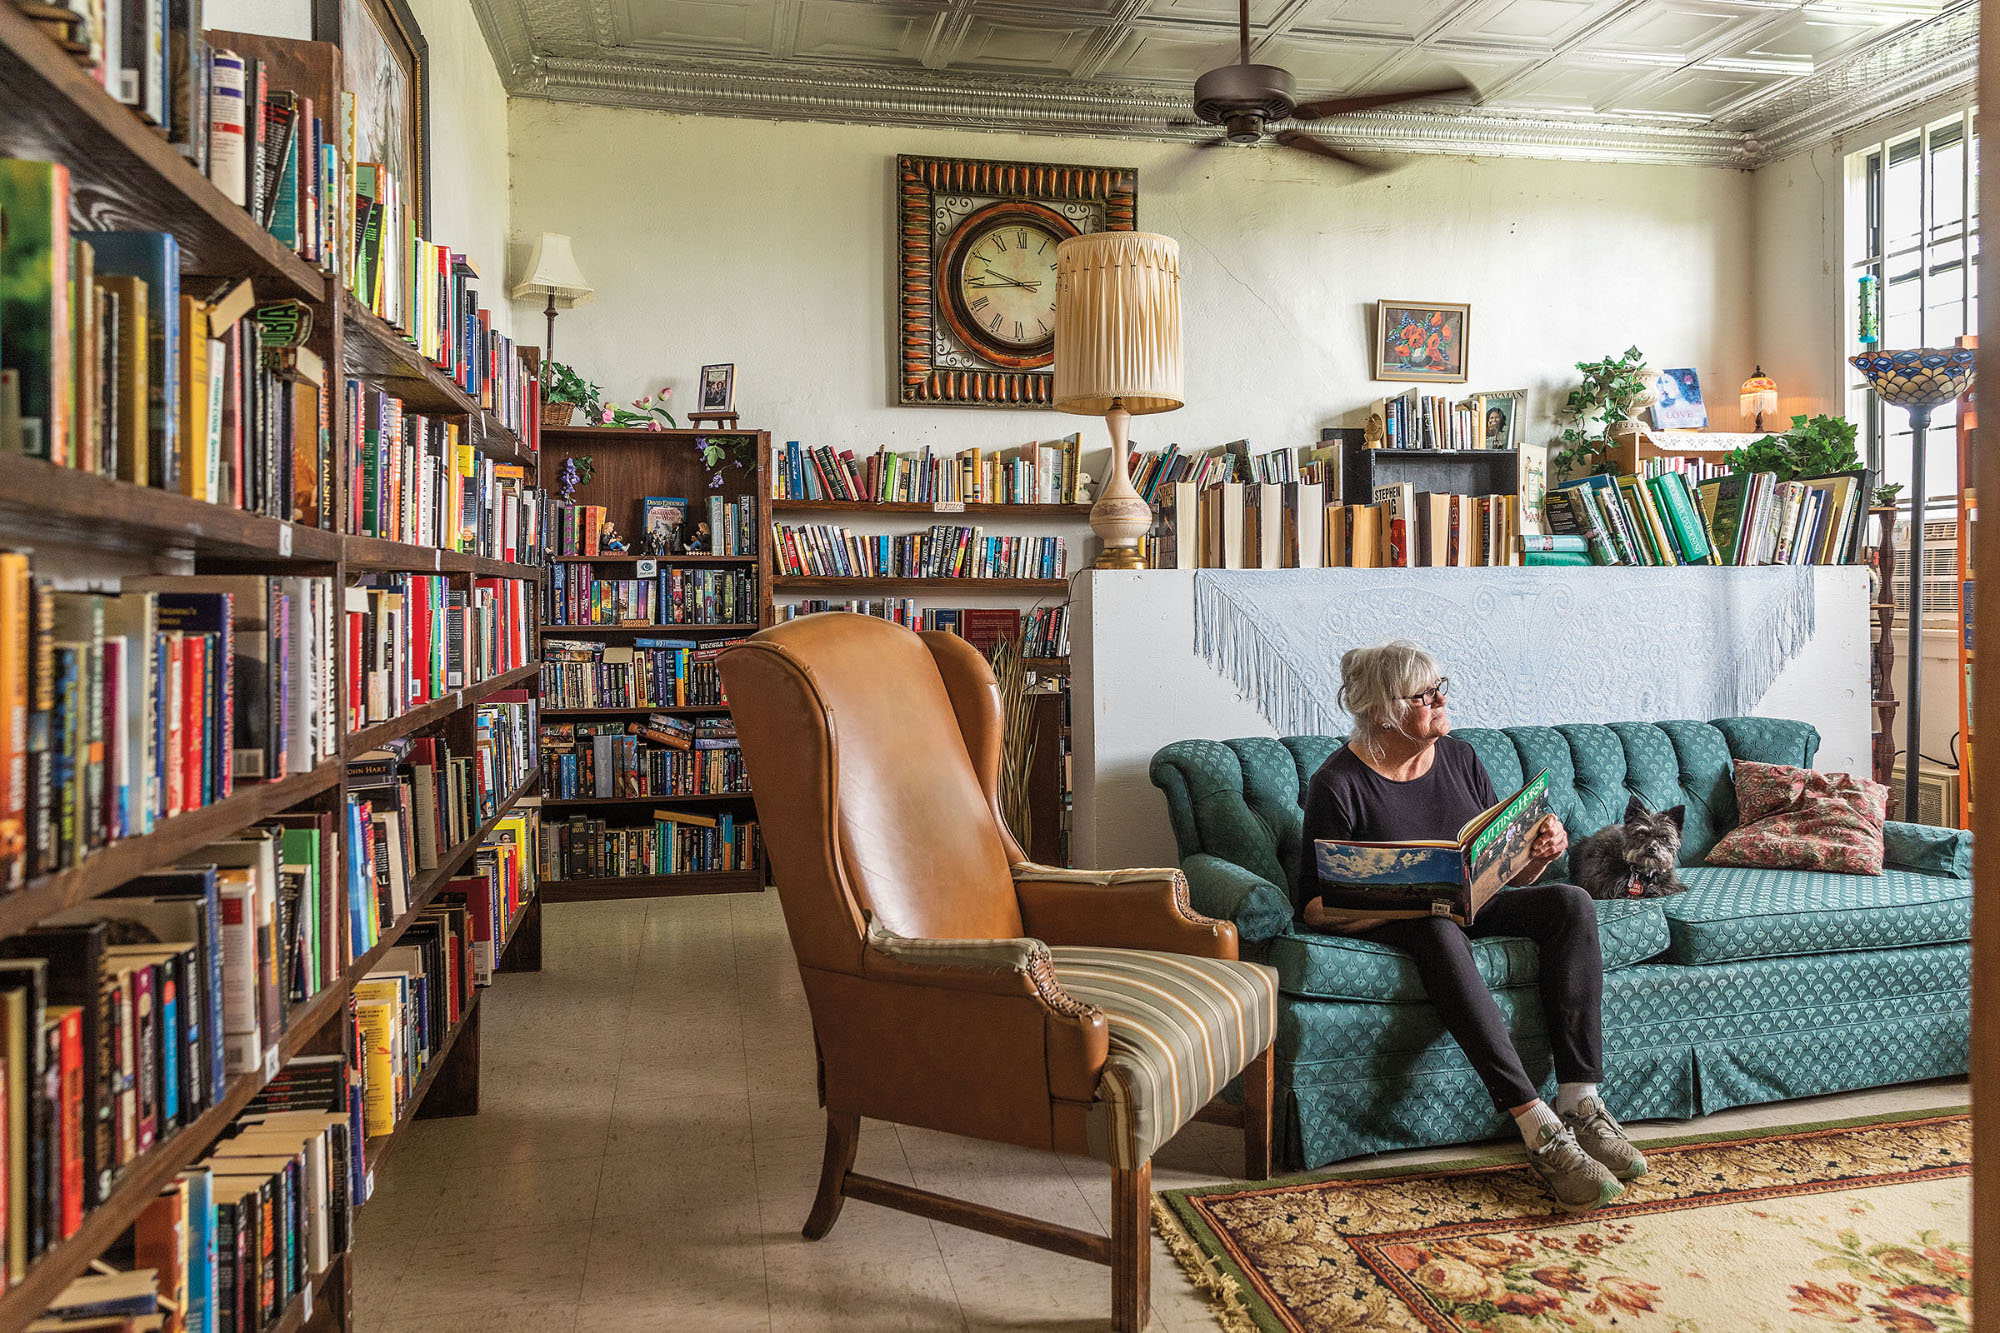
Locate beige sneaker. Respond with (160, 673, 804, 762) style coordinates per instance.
(1565, 1096, 1648, 1181)
(1526, 1123, 1623, 1212)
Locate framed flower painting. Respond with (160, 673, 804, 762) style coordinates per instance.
(1375, 300, 1470, 384)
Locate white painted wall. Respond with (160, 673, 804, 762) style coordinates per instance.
(200, 0, 512, 334)
(1071, 567, 1872, 870)
(507, 101, 1755, 454)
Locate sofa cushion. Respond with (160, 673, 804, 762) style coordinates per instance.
(1263, 896, 1669, 1003)
(1705, 761, 1889, 875)
(1663, 866, 1972, 964)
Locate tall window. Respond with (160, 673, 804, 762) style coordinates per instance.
(1846, 107, 1979, 516)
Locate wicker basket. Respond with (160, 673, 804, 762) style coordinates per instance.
(541, 402, 577, 428)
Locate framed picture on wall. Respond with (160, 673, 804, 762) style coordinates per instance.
(1374, 300, 1469, 383)
(313, 0, 430, 234)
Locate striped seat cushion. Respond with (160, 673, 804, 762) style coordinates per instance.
(1049, 946, 1278, 1170)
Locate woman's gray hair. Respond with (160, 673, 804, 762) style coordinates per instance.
(1337, 640, 1440, 737)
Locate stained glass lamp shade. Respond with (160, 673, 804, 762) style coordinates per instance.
(1739, 367, 1778, 431)
(1848, 347, 1977, 820)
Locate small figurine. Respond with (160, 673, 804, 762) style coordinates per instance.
(600, 519, 628, 553)
(643, 527, 675, 558)
(683, 519, 712, 554)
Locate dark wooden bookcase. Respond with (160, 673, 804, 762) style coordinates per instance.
(539, 425, 774, 901)
(0, 13, 546, 1328)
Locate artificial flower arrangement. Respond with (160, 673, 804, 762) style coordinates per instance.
(596, 386, 680, 431)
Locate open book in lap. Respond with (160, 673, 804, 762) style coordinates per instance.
(1313, 769, 1554, 926)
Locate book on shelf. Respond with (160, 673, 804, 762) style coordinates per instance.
(547, 562, 756, 629)
(344, 382, 549, 559)
(773, 602, 1070, 661)
(771, 438, 1087, 504)
(542, 808, 759, 882)
(1313, 769, 1554, 927)
(31, 1, 207, 167)
(539, 636, 740, 711)
(343, 575, 532, 731)
(539, 716, 749, 801)
(774, 523, 1067, 580)
(1548, 467, 1870, 567)
(1142, 486, 1524, 570)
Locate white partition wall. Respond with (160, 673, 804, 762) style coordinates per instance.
(1071, 568, 1873, 871)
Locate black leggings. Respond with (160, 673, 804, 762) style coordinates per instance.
(1361, 883, 1604, 1111)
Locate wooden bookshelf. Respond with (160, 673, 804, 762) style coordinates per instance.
(0, 12, 553, 1323)
(542, 704, 733, 717)
(540, 426, 772, 901)
(773, 499, 1092, 516)
(772, 576, 1068, 593)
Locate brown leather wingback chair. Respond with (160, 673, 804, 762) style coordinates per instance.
(721, 614, 1276, 1332)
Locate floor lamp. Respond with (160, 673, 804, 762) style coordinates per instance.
(1851, 348, 1978, 821)
(1053, 232, 1184, 570)
(512, 232, 594, 360)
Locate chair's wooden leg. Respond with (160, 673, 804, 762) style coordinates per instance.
(803, 1111, 860, 1241)
(1243, 1044, 1274, 1181)
(1111, 1160, 1152, 1333)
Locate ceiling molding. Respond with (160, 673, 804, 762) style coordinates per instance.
(468, 0, 1978, 170)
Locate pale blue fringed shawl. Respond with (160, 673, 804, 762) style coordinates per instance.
(1191, 567, 1819, 734)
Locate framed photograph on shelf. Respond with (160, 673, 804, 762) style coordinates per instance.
(1650, 368, 1708, 429)
(1474, 390, 1526, 449)
(313, 0, 430, 232)
(1375, 300, 1469, 383)
(699, 364, 736, 414)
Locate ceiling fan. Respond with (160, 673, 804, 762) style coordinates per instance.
(1182, 0, 1475, 170)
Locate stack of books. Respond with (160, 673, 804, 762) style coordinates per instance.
(1128, 441, 1340, 502)
(539, 716, 748, 800)
(343, 576, 534, 731)
(539, 637, 737, 711)
(1370, 389, 1512, 451)
(548, 564, 756, 628)
(343, 382, 548, 559)
(772, 437, 1087, 504)
(0, 562, 337, 887)
(543, 808, 759, 881)
(1550, 469, 1870, 566)
(1147, 481, 1524, 570)
(0, 163, 335, 518)
(772, 524, 1067, 579)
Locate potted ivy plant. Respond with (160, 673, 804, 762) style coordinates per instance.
(541, 360, 601, 428)
(1553, 347, 1652, 479)
(1721, 413, 1861, 481)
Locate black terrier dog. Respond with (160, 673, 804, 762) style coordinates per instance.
(1571, 797, 1687, 900)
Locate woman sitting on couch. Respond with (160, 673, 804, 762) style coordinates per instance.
(1296, 640, 1644, 1213)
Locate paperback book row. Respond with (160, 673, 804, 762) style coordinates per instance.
(538, 637, 734, 712)
(773, 603, 1070, 659)
(1127, 440, 1340, 502)
(546, 565, 755, 630)
(541, 809, 759, 882)
(342, 576, 534, 733)
(1549, 468, 1871, 567)
(773, 524, 1068, 581)
(554, 495, 756, 560)
(0, 819, 346, 1288)
(1369, 388, 1518, 451)
(1147, 481, 1526, 570)
(34, 1106, 356, 1333)
(771, 436, 1088, 506)
(344, 383, 547, 561)
(0, 562, 338, 890)
(539, 716, 747, 800)
(24, 1, 206, 184)
(0, 165, 331, 519)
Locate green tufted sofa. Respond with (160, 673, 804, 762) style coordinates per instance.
(1149, 718, 1972, 1171)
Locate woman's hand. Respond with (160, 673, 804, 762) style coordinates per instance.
(1510, 816, 1569, 885)
(1301, 897, 1338, 930)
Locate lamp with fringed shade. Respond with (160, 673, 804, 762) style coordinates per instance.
(1739, 366, 1778, 431)
(1054, 232, 1183, 570)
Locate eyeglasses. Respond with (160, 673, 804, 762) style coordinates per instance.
(1404, 678, 1449, 708)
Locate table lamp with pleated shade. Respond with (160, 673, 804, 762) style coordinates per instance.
(1054, 232, 1184, 570)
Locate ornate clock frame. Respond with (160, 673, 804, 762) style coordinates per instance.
(896, 153, 1137, 408)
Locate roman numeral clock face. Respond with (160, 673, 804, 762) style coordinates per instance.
(938, 201, 1081, 371)
(962, 225, 1058, 350)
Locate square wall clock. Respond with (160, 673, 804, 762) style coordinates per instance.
(896, 153, 1137, 408)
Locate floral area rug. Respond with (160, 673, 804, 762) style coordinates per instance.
(1156, 1110, 1969, 1333)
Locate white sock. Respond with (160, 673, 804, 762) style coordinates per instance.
(1513, 1100, 1562, 1147)
(1555, 1083, 1600, 1117)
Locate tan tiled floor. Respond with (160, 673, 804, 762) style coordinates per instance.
(351, 891, 1969, 1331)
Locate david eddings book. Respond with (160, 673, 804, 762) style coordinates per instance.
(1313, 769, 1554, 926)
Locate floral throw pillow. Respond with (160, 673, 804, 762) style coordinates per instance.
(1705, 760, 1890, 874)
